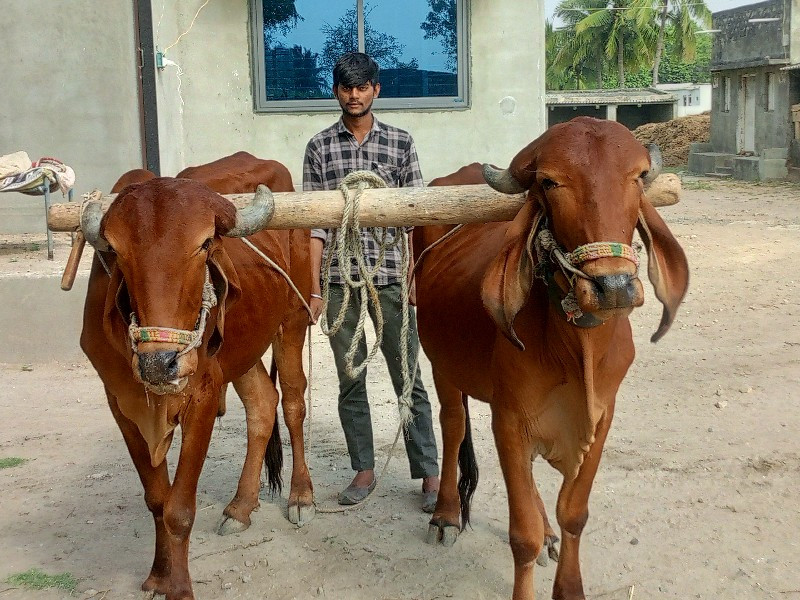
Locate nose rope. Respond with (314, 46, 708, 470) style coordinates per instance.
(128, 266, 218, 357)
(534, 226, 641, 322)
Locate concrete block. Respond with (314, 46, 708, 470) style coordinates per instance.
(689, 142, 713, 153)
(759, 157, 789, 180)
(761, 147, 788, 160)
(688, 151, 734, 175)
(731, 156, 760, 181)
(0, 275, 87, 364)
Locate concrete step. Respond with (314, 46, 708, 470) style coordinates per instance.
(705, 172, 732, 178)
(716, 166, 733, 174)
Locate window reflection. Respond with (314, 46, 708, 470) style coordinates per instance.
(264, 1, 357, 100)
(365, 0, 458, 98)
(261, 0, 459, 101)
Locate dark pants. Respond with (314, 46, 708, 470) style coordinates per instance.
(326, 283, 439, 479)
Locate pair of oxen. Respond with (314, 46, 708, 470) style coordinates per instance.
(79, 117, 688, 599)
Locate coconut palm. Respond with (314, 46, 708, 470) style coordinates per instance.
(551, 0, 608, 89)
(630, 0, 711, 84)
(554, 0, 656, 88)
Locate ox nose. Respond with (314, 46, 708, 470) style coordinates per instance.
(575, 273, 644, 313)
(138, 350, 180, 384)
(591, 274, 640, 309)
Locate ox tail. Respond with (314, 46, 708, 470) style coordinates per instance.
(458, 393, 479, 530)
(264, 358, 284, 497)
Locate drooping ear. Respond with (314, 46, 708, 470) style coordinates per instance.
(206, 244, 242, 357)
(481, 200, 543, 350)
(636, 199, 689, 343)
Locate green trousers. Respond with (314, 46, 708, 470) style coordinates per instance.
(326, 283, 439, 479)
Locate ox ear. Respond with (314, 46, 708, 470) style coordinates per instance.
(206, 245, 242, 357)
(481, 201, 543, 350)
(636, 199, 689, 343)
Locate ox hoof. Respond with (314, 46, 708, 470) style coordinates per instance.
(142, 591, 164, 600)
(216, 515, 249, 536)
(536, 547, 549, 567)
(426, 523, 460, 547)
(288, 503, 315, 527)
(546, 534, 560, 563)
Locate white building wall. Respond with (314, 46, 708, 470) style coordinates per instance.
(154, 0, 546, 184)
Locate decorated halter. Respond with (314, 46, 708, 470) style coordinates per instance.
(533, 224, 641, 325)
(128, 266, 218, 357)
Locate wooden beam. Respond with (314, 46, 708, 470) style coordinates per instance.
(47, 176, 681, 233)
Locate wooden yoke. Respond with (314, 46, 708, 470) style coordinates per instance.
(47, 175, 681, 233)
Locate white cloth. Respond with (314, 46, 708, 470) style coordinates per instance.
(0, 151, 32, 179)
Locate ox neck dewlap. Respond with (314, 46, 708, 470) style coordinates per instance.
(532, 219, 641, 327)
(127, 266, 218, 357)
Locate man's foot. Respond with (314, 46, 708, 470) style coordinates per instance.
(337, 470, 376, 506)
(421, 475, 440, 514)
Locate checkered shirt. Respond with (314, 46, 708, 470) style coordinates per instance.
(303, 116, 424, 286)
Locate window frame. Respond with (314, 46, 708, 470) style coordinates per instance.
(250, 0, 470, 113)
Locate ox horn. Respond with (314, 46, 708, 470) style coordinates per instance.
(643, 143, 663, 186)
(483, 164, 527, 195)
(80, 200, 111, 252)
(225, 184, 276, 237)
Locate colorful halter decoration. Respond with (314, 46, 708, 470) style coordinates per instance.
(533, 225, 641, 324)
(128, 266, 218, 358)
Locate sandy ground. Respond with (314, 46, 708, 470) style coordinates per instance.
(1, 177, 799, 600)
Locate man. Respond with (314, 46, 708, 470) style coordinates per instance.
(303, 52, 440, 512)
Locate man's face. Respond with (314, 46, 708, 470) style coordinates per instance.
(333, 81, 380, 118)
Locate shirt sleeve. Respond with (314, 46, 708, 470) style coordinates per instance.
(400, 135, 424, 232)
(303, 140, 328, 241)
(400, 135, 424, 189)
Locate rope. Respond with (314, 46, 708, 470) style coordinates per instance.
(319, 171, 415, 428)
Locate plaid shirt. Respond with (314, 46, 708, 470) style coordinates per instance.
(303, 116, 424, 285)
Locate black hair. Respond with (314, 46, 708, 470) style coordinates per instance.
(333, 52, 379, 88)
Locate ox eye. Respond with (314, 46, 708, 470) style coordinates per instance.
(540, 178, 558, 191)
(639, 170, 649, 180)
(201, 238, 212, 251)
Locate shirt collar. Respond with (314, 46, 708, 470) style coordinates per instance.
(336, 115, 383, 141)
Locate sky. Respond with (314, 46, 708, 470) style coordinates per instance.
(545, 0, 763, 22)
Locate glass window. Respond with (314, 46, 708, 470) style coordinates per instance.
(765, 72, 775, 111)
(252, 0, 469, 112)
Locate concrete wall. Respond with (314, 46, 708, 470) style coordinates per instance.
(711, 0, 788, 69)
(0, 1, 143, 233)
(711, 67, 795, 153)
(152, 0, 546, 183)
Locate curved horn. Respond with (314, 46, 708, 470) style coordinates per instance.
(643, 143, 663, 186)
(225, 184, 276, 238)
(80, 201, 111, 252)
(482, 164, 527, 195)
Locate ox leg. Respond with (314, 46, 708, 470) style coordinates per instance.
(493, 407, 544, 600)
(107, 393, 172, 595)
(426, 370, 464, 547)
(551, 408, 614, 600)
(534, 478, 560, 567)
(218, 361, 280, 535)
(273, 320, 314, 526)
(161, 390, 217, 600)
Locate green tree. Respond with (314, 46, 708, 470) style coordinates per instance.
(552, 0, 609, 89)
(420, 0, 458, 72)
(630, 0, 711, 85)
(320, 5, 405, 79)
(573, 0, 656, 87)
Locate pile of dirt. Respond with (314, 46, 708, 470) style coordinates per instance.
(633, 113, 710, 167)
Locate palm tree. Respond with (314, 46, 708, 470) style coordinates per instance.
(552, 0, 608, 89)
(630, 0, 711, 85)
(573, 0, 656, 87)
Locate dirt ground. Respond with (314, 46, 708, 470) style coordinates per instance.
(633, 115, 710, 168)
(1, 177, 799, 600)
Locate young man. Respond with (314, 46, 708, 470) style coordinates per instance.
(303, 52, 440, 512)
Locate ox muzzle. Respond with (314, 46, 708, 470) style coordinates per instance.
(128, 267, 217, 395)
(535, 228, 645, 326)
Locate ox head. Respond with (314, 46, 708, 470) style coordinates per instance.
(481, 117, 689, 349)
(81, 178, 275, 395)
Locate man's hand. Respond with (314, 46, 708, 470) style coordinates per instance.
(309, 295, 324, 324)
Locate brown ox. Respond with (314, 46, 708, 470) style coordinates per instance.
(81, 153, 313, 600)
(413, 117, 689, 599)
